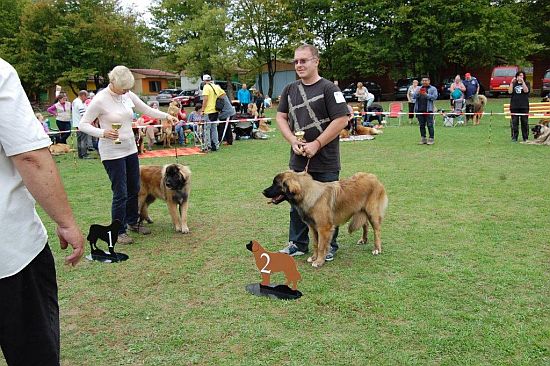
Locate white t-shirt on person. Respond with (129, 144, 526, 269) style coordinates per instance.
(0, 58, 52, 279)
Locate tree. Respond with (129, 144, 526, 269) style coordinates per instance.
(173, 4, 242, 98)
(232, 0, 293, 97)
(2, 0, 152, 97)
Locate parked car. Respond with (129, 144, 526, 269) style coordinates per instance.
(393, 77, 421, 100)
(341, 82, 382, 103)
(542, 69, 550, 97)
(156, 88, 182, 105)
(489, 65, 518, 97)
(172, 89, 201, 107)
(438, 76, 486, 99)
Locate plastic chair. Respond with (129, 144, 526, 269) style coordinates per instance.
(387, 102, 403, 126)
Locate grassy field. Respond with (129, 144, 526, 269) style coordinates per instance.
(3, 98, 549, 365)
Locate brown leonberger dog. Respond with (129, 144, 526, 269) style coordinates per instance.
(138, 163, 191, 233)
(263, 171, 388, 268)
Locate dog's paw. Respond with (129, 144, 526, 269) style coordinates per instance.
(180, 226, 190, 234)
(307, 256, 317, 263)
(145, 217, 153, 224)
(312, 260, 325, 268)
(357, 238, 366, 245)
(372, 249, 381, 255)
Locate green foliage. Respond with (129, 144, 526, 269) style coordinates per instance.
(232, 0, 294, 97)
(1, 0, 152, 96)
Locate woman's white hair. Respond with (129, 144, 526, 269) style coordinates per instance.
(108, 65, 135, 89)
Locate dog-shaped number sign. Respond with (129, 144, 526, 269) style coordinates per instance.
(246, 240, 302, 300)
(87, 220, 128, 263)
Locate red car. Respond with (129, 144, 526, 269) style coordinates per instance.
(489, 65, 519, 97)
(172, 89, 201, 107)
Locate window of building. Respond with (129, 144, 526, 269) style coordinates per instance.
(149, 81, 161, 92)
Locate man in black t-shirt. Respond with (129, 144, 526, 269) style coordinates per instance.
(508, 70, 530, 142)
(276, 44, 349, 262)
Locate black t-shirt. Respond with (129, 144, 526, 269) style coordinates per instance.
(278, 78, 349, 172)
(510, 80, 530, 112)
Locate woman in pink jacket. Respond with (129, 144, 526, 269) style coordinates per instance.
(47, 93, 72, 143)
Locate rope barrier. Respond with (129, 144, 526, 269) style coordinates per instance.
(47, 117, 274, 135)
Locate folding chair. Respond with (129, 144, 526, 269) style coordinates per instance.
(387, 102, 403, 126)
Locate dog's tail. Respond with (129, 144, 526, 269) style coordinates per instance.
(380, 193, 389, 219)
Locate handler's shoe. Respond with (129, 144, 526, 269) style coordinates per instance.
(117, 233, 133, 245)
(325, 247, 337, 262)
(128, 223, 151, 235)
(427, 138, 434, 145)
(419, 137, 427, 144)
(279, 242, 307, 257)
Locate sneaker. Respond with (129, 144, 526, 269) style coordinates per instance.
(325, 247, 337, 262)
(117, 233, 133, 244)
(427, 138, 434, 145)
(128, 223, 151, 235)
(279, 242, 307, 257)
(419, 137, 427, 144)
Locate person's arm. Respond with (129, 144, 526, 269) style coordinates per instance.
(508, 78, 516, 94)
(11, 148, 84, 266)
(47, 104, 57, 116)
(428, 87, 438, 101)
(476, 81, 480, 94)
(276, 111, 304, 156)
(522, 81, 529, 93)
(459, 82, 466, 92)
(301, 115, 349, 158)
(201, 95, 209, 114)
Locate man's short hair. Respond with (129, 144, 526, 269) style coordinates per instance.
(78, 90, 88, 97)
(421, 76, 430, 80)
(296, 44, 319, 59)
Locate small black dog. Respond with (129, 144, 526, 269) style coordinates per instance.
(87, 220, 121, 256)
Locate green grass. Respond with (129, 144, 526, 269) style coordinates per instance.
(5, 98, 550, 366)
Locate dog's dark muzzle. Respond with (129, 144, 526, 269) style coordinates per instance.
(246, 241, 253, 251)
(263, 185, 286, 205)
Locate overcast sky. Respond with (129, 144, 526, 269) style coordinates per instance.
(119, 0, 152, 19)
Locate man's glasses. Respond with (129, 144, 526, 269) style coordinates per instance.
(293, 57, 317, 65)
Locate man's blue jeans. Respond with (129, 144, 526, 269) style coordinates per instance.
(102, 153, 140, 235)
(289, 171, 340, 253)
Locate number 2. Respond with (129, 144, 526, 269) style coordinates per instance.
(260, 253, 271, 274)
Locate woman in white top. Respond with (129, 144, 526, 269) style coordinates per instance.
(79, 66, 177, 243)
(354, 82, 368, 112)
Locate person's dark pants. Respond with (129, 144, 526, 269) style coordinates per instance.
(240, 103, 248, 114)
(76, 130, 88, 158)
(217, 121, 234, 145)
(408, 102, 415, 119)
(0, 244, 60, 366)
(55, 120, 71, 144)
(417, 113, 434, 139)
(510, 110, 529, 141)
(289, 171, 340, 253)
(102, 153, 140, 235)
(255, 101, 264, 116)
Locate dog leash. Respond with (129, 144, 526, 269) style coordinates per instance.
(304, 157, 311, 173)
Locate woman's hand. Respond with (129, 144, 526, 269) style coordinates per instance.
(103, 129, 119, 140)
